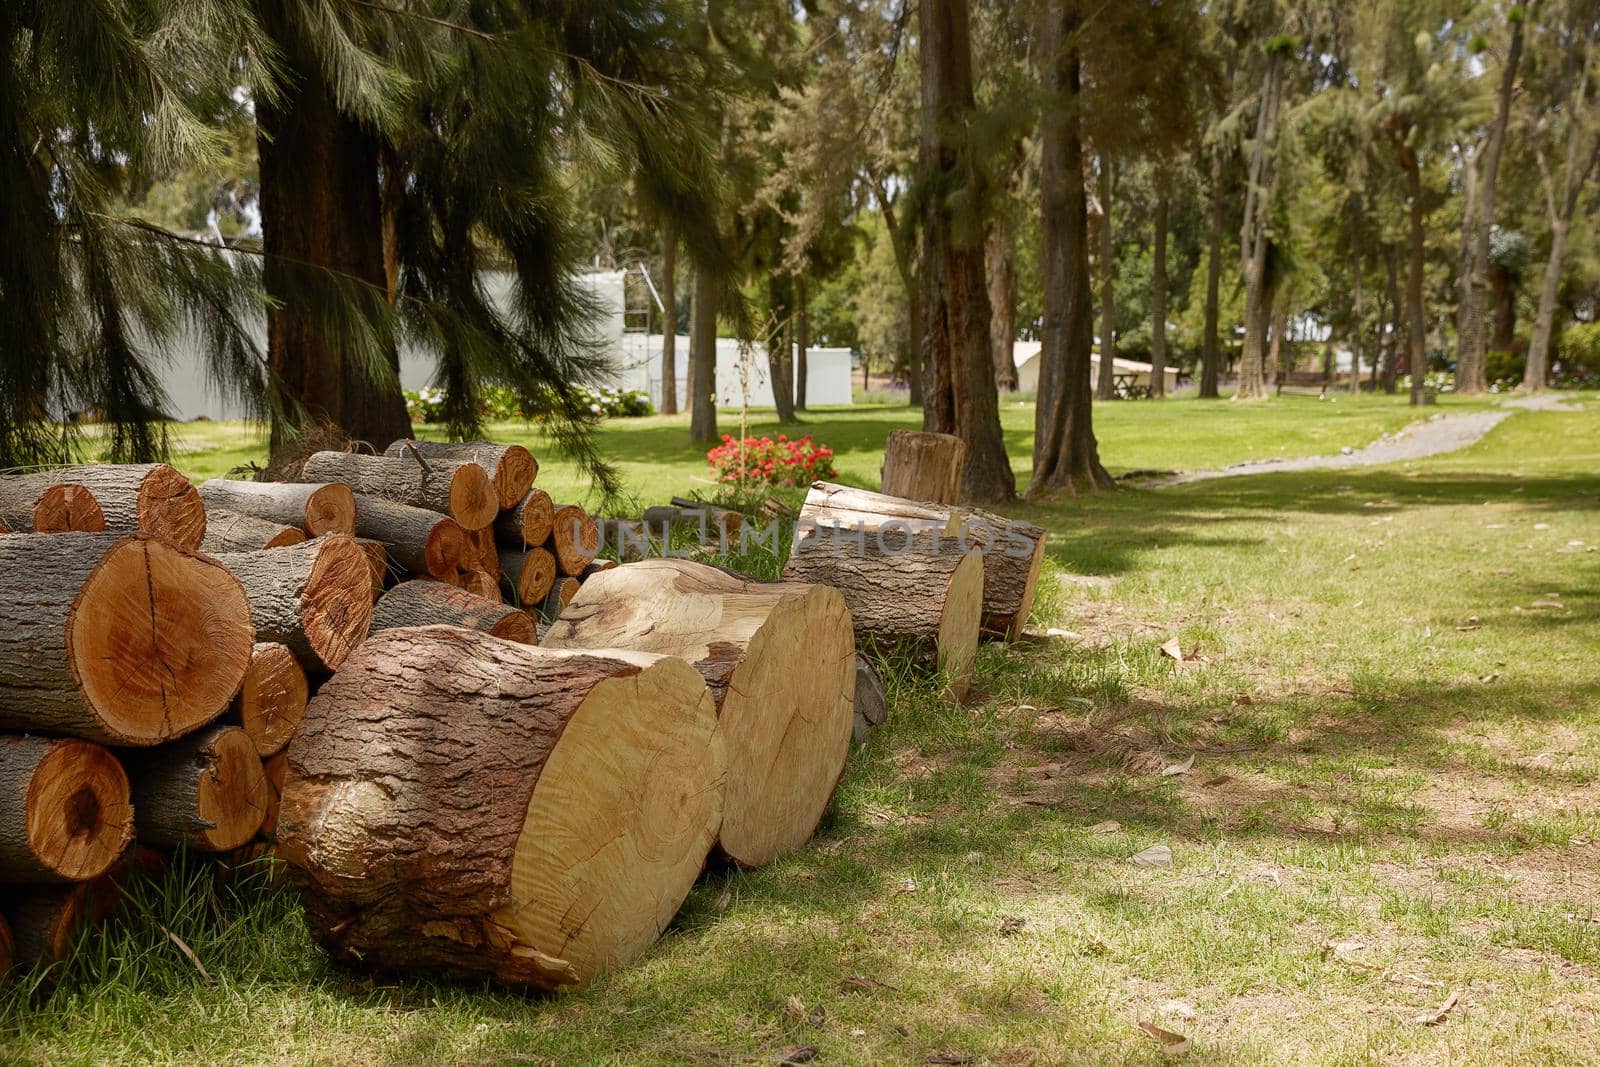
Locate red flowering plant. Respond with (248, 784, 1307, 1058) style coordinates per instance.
(706, 433, 837, 488)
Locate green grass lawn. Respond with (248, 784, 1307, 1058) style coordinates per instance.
(9, 394, 1599, 1065)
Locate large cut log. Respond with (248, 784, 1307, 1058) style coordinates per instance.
(0, 480, 105, 533)
(197, 479, 356, 537)
(544, 559, 853, 867)
(880, 429, 965, 504)
(383, 440, 538, 511)
(350, 494, 467, 580)
(495, 488, 554, 548)
(0, 736, 133, 882)
(301, 452, 497, 530)
(127, 726, 267, 852)
(212, 536, 374, 672)
(234, 642, 309, 756)
(200, 508, 306, 552)
(3, 464, 205, 548)
(796, 482, 1046, 642)
(372, 580, 538, 644)
(781, 519, 983, 698)
(278, 626, 725, 988)
(0, 534, 254, 745)
(498, 545, 556, 606)
(0, 847, 163, 974)
(548, 504, 600, 575)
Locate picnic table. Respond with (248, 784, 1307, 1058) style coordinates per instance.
(1112, 373, 1150, 399)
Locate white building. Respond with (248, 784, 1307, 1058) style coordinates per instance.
(617, 334, 854, 410)
(1011, 340, 1183, 393)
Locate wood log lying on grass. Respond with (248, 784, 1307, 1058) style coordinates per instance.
(498, 545, 556, 606)
(234, 643, 308, 757)
(0, 480, 105, 533)
(279, 626, 724, 988)
(0, 737, 133, 882)
(880, 429, 965, 504)
(669, 497, 744, 542)
(127, 726, 267, 852)
(302, 452, 497, 530)
(212, 536, 374, 672)
(197, 479, 356, 537)
(545, 559, 853, 867)
(372, 580, 538, 644)
(4, 464, 205, 548)
(200, 509, 306, 552)
(495, 488, 553, 547)
(350, 494, 467, 581)
(0, 534, 254, 745)
(549, 504, 600, 575)
(383, 440, 537, 510)
(0, 847, 163, 974)
(781, 507, 983, 698)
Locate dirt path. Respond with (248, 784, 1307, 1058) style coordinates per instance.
(1154, 394, 1579, 486)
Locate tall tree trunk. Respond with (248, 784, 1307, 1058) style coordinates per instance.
(1524, 217, 1567, 391)
(1237, 49, 1286, 400)
(1461, 5, 1527, 395)
(1383, 245, 1402, 394)
(659, 220, 679, 415)
(1350, 194, 1364, 394)
(871, 178, 923, 407)
(1403, 150, 1428, 405)
(1267, 294, 1288, 386)
(689, 269, 719, 442)
(987, 215, 1019, 390)
(1453, 142, 1481, 384)
(918, 0, 1014, 503)
(257, 13, 409, 462)
(1150, 185, 1169, 398)
(795, 275, 809, 411)
(1491, 261, 1517, 353)
(1200, 150, 1225, 398)
(1029, 2, 1111, 494)
(766, 276, 795, 423)
(1094, 160, 1117, 400)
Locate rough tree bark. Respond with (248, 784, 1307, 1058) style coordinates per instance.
(688, 268, 720, 442)
(0, 736, 132, 883)
(880, 430, 966, 505)
(381, 441, 536, 512)
(349, 495, 468, 581)
(0, 481, 103, 534)
(196, 480, 356, 537)
(1094, 159, 1117, 401)
(301, 452, 496, 531)
(126, 725, 267, 852)
(498, 546, 557, 606)
(371, 579, 538, 645)
(987, 211, 1020, 390)
(3, 464, 204, 548)
(211, 536, 375, 672)
(1237, 48, 1287, 400)
(660, 219, 679, 415)
(796, 275, 810, 411)
(201, 510, 306, 553)
(1402, 148, 1429, 405)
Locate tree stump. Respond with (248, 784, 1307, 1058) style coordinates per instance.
(880, 430, 966, 504)
(350, 494, 468, 581)
(383, 441, 537, 511)
(197, 480, 356, 537)
(0, 736, 133, 882)
(0, 534, 254, 745)
(234, 643, 308, 757)
(0, 481, 105, 533)
(211, 536, 374, 672)
(278, 626, 724, 988)
(548, 504, 600, 575)
(200, 509, 307, 552)
(495, 488, 554, 548)
(498, 545, 556, 606)
(545, 559, 854, 867)
(4, 464, 205, 548)
(372, 580, 538, 644)
(302, 452, 497, 530)
(127, 725, 267, 852)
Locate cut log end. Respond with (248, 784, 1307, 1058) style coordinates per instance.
(372, 579, 535, 644)
(447, 464, 498, 531)
(5, 737, 134, 882)
(498, 488, 554, 547)
(137, 464, 207, 550)
(304, 484, 357, 537)
(69, 537, 255, 745)
(237, 643, 308, 756)
(493, 446, 539, 510)
(33, 485, 106, 533)
(132, 726, 267, 852)
(196, 729, 267, 851)
(500, 546, 556, 606)
(937, 550, 984, 698)
(549, 505, 600, 575)
(301, 536, 377, 670)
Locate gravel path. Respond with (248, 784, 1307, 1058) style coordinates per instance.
(1153, 393, 1580, 486)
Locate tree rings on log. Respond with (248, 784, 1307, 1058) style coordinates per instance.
(235, 642, 309, 756)
(548, 504, 600, 575)
(212, 536, 374, 672)
(0, 534, 254, 746)
(350, 494, 467, 581)
(7, 464, 205, 548)
(545, 559, 854, 867)
(201, 509, 307, 552)
(279, 627, 724, 988)
(197, 480, 356, 537)
(498, 545, 556, 606)
(302, 452, 497, 530)
(0, 847, 163, 974)
(0, 481, 105, 534)
(128, 725, 267, 852)
(0, 736, 133, 882)
(383, 441, 537, 511)
(495, 488, 554, 548)
(372, 580, 538, 644)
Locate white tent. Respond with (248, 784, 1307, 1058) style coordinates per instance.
(1012, 340, 1182, 392)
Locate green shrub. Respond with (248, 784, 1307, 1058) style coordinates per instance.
(403, 384, 652, 423)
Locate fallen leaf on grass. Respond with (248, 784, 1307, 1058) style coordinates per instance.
(1129, 844, 1172, 868)
(925, 1052, 976, 1065)
(1137, 1020, 1191, 1055)
(1322, 938, 1368, 959)
(1088, 819, 1122, 834)
(1160, 754, 1196, 777)
(1414, 991, 1459, 1026)
(1160, 638, 1185, 662)
(777, 1045, 820, 1064)
(161, 926, 212, 983)
(894, 877, 918, 895)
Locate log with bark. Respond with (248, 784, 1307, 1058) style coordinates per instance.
(234, 642, 309, 757)
(127, 725, 267, 852)
(880, 430, 965, 504)
(669, 497, 744, 542)
(278, 626, 724, 988)
(0, 847, 163, 974)
(372, 580, 538, 644)
(545, 559, 854, 867)
(211, 536, 374, 672)
(200, 509, 307, 552)
(495, 488, 553, 548)
(0, 534, 254, 746)
(350, 494, 468, 580)
(197, 479, 357, 537)
(382, 440, 538, 511)
(0, 736, 133, 882)
(540, 575, 579, 618)
(548, 504, 600, 575)
(0, 480, 105, 534)
(457, 569, 501, 601)
(301, 452, 497, 530)
(497, 545, 556, 606)
(2, 464, 205, 548)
